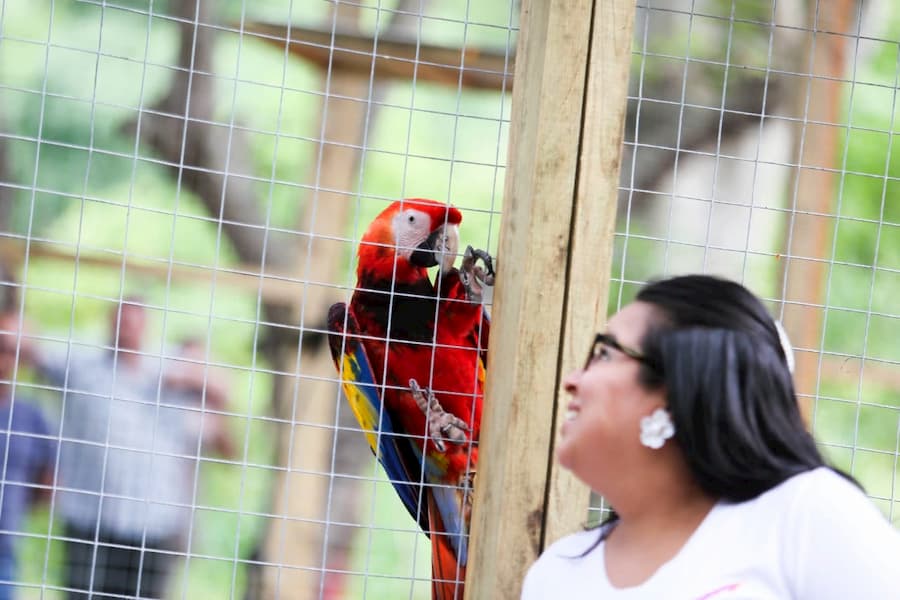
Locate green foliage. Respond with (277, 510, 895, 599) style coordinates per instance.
(808, 24, 900, 522)
(824, 38, 900, 360)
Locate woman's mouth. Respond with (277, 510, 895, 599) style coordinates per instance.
(561, 408, 578, 437)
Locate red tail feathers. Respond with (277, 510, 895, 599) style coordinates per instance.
(428, 494, 466, 600)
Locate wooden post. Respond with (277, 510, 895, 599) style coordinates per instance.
(781, 0, 856, 418)
(257, 3, 429, 596)
(466, 1, 636, 598)
(543, 0, 637, 547)
(258, 6, 370, 598)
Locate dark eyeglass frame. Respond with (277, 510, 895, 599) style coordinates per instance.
(584, 332, 652, 370)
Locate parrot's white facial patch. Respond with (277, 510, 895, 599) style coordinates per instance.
(392, 208, 434, 258)
(393, 208, 459, 258)
(438, 224, 459, 274)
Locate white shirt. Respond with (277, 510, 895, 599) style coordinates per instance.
(521, 468, 900, 599)
(40, 346, 204, 541)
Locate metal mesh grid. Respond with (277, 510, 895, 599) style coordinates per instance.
(601, 0, 899, 524)
(0, 0, 513, 598)
(1, 0, 898, 598)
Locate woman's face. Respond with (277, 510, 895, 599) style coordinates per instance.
(556, 301, 667, 491)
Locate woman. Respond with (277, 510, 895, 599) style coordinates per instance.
(521, 274, 900, 599)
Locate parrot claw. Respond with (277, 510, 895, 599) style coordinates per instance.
(409, 378, 470, 453)
(459, 246, 496, 303)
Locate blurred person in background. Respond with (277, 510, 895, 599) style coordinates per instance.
(0, 263, 17, 315)
(0, 313, 56, 600)
(164, 337, 235, 462)
(20, 297, 233, 600)
(521, 275, 900, 600)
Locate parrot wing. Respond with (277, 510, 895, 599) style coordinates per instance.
(326, 302, 429, 533)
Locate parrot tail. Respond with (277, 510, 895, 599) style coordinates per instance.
(428, 493, 466, 600)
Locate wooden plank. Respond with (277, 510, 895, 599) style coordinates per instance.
(241, 22, 514, 91)
(465, 1, 595, 598)
(255, 3, 431, 595)
(257, 5, 375, 596)
(0, 238, 310, 306)
(543, 0, 637, 547)
(258, 102, 360, 598)
(781, 0, 856, 419)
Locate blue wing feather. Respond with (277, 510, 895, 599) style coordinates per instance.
(327, 302, 428, 532)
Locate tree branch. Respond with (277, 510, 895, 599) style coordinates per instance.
(622, 75, 786, 194)
(124, 1, 292, 273)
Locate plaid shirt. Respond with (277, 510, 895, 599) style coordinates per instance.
(39, 346, 203, 542)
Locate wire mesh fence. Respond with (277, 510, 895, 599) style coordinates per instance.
(1, 1, 512, 598)
(602, 0, 899, 525)
(0, 0, 896, 599)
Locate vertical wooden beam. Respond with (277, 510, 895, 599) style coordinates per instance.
(781, 0, 855, 418)
(259, 4, 427, 596)
(260, 7, 369, 599)
(543, 0, 637, 547)
(259, 87, 362, 600)
(466, 0, 635, 597)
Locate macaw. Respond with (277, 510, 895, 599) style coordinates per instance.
(327, 198, 494, 600)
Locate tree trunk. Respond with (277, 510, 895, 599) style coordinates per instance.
(780, 0, 860, 417)
(0, 125, 18, 311)
(257, 4, 429, 598)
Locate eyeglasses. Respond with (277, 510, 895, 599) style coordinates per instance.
(584, 333, 651, 370)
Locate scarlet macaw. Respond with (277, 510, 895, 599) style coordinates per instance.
(327, 198, 493, 600)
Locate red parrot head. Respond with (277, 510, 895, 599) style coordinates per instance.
(358, 198, 463, 284)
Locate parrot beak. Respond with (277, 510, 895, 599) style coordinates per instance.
(410, 224, 459, 269)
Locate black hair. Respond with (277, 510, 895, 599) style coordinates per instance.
(636, 274, 831, 500)
(584, 274, 853, 549)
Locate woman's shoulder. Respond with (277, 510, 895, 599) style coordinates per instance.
(712, 467, 875, 534)
(756, 467, 867, 508)
(736, 466, 895, 544)
(784, 466, 854, 488)
(718, 467, 853, 509)
(522, 528, 606, 599)
(773, 471, 900, 596)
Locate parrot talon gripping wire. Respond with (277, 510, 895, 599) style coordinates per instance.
(460, 245, 497, 302)
(409, 378, 470, 452)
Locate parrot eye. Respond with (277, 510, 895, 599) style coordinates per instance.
(408, 214, 415, 223)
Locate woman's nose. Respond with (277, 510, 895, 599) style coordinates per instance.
(562, 369, 579, 394)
